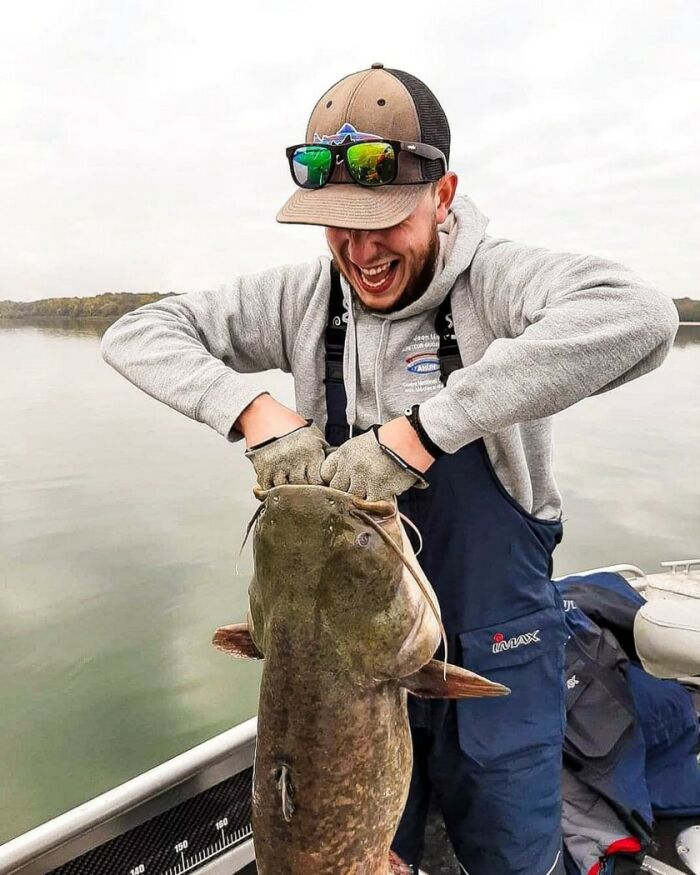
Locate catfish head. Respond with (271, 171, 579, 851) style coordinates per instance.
(245, 484, 442, 685)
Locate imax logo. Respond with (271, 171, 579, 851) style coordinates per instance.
(492, 629, 541, 654)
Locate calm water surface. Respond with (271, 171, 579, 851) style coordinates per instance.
(1, 320, 698, 842)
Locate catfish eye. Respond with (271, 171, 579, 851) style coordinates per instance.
(356, 532, 372, 547)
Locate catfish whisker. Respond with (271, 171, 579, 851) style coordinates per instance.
(235, 501, 267, 576)
(399, 511, 423, 557)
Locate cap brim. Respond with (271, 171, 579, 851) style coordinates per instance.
(276, 183, 430, 230)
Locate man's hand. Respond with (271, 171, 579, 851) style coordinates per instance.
(237, 394, 329, 489)
(320, 427, 428, 502)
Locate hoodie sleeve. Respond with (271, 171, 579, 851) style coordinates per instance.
(418, 238, 679, 454)
(100, 258, 325, 441)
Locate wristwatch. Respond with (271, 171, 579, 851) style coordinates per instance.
(404, 405, 445, 460)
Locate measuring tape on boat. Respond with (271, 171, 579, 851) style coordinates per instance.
(44, 768, 254, 875)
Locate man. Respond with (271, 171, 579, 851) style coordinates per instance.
(101, 64, 678, 874)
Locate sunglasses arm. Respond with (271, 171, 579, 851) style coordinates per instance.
(399, 141, 447, 171)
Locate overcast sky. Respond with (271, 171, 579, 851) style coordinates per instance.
(1, 0, 698, 302)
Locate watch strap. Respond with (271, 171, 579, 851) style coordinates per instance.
(404, 405, 445, 460)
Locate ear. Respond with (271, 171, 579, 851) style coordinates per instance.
(434, 172, 458, 224)
(212, 623, 264, 659)
(399, 658, 508, 698)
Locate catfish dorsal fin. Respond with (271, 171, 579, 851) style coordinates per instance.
(399, 658, 509, 698)
(212, 623, 264, 659)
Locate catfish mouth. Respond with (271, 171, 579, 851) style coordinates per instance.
(252, 483, 395, 517)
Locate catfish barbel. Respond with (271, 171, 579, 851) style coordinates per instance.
(214, 485, 508, 874)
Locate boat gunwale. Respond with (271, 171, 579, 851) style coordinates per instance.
(0, 717, 257, 875)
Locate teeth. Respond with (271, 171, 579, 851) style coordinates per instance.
(359, 261, 391, 277)
(362, 274, 389, 288)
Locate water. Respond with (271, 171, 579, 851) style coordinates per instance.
(0, 320, 698, 843)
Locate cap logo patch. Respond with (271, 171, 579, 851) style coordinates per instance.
(313, 123, 382, 145)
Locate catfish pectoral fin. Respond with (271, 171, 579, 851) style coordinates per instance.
(212, 623, 264, 659)
(399, 658, 509, 698)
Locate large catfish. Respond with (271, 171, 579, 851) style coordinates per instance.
(213, 484, 507, 875)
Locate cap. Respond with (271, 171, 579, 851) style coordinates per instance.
(277, 64, 450, 230)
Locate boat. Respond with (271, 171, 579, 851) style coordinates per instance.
(1, 561, 698, 875)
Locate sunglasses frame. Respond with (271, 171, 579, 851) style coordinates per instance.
(285, 139, 447, 190)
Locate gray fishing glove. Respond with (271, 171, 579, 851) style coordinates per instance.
(244, 420, 330, 489)
(320, 426, 428, 502)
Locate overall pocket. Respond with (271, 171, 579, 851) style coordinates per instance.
(564, 655, 635, 767)
(457, 605, 568, 767)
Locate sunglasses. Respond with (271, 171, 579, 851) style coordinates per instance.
(285, 140, 447, 190)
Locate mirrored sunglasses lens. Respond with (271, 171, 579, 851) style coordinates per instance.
(346, 142, 396, 185)
(291, 146, 332, 188)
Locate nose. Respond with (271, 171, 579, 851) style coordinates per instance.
(346, 229, 384, 267)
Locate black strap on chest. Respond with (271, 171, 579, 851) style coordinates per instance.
(324, 265, 352, 445)
(325, 265, 347, 386)
(435, 294, 463, 384)
(325, 264, 463, 388)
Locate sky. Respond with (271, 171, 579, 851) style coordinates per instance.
(1, 0, 698, 302)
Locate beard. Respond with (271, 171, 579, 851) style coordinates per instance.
(383, 224, 440, 314)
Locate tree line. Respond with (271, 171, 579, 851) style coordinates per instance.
(0, 292, 173, 321)
(1, 291, 699, 324)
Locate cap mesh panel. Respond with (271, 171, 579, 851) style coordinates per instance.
(387, 68, 450, 181)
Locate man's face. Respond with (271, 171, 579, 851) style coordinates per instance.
(325, 187, 441, 314)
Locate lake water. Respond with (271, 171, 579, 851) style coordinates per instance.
(1, 320, 698, 843)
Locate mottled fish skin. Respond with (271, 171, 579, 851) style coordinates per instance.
(214, 485, 507, 875)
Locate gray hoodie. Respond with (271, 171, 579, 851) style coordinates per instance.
(101, 195, 678, 520)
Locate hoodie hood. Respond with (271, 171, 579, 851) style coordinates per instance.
(339, 194, 489, 433)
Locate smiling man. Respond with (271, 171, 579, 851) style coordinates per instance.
(102, 64, 678, 875)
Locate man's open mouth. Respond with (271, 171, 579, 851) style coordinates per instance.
(352, 259, 400, 295)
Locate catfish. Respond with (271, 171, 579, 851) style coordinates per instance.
(214, 485, 508, 875)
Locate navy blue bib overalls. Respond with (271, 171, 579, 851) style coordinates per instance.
(325, 269, 568, 875)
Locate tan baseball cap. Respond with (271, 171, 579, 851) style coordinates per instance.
(277, 63, 450, 230)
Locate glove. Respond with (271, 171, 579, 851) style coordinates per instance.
(244, 420, 330, 489)
(320, 426, 428, 502)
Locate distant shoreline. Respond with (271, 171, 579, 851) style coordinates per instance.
(0, 292, 173, 323)
(1, 293, 698, 325)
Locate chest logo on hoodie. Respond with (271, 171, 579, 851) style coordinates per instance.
(405, 352, 441, 374)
